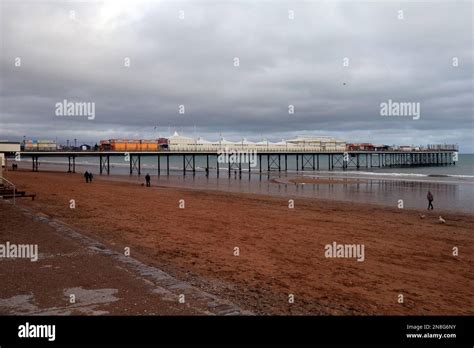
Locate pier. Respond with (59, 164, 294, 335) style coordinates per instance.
(18, 150, 457, 176)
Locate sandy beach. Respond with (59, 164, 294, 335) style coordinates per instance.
(1, 170, 473, 315)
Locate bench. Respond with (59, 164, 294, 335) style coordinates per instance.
(0, 193, 36, 201)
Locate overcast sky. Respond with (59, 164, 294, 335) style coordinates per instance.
(1, 0, 473, 151)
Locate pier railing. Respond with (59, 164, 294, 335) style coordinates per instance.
(0, 176, 16, 205)
(18, 147, 459, 153)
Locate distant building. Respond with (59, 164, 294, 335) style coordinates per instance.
(347, 143, 375, 151)
(98, 133, 348, 152)
(99, 139, 162, 151)
(0, 141, 21, 153)
(0, 141, 20, 176)
(24, 140, 57, 151)
(286, 136, 346, 151)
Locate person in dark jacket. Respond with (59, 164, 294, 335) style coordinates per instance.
(427, 191, 434, 210)
(145, 173, 151, 187)
(89, 172, 94, 183)
(84, 171, 90, 183)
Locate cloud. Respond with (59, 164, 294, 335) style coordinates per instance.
(0, 0, 472, 151)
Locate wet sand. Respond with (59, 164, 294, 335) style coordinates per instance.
(286, 177, 366, 185)
(2, 170, 474, 315)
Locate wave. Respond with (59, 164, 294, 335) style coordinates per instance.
(302, 171, 474, 179)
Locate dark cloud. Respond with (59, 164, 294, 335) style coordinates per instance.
(1, 0, 472, 151)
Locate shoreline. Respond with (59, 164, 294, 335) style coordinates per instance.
(2, 170, 473, 315)
(7, 167, 473, 214)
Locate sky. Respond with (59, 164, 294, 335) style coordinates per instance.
(0, 0, 473, 152)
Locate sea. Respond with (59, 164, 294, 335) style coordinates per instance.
(10, 154, 474, 213)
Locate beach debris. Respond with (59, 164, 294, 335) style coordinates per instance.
(419, 214, 425, 219)
(439, 216, 446, 224)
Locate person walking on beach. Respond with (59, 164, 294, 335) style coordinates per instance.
(427, 191, 434, 210)
(89, 172, 94, 183)
(145, 173, 151, 187)
(84, 171, 90, 183)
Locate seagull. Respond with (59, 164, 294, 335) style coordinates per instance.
(439, 216, 446, 224)
(419, 214, 425, 219)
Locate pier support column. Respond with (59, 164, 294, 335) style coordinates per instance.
(158, 155, 161, 176)
(167, 155, 170, 176)
(100, 155, 110, 175)
(317, 154, 319, 170)
(129, 155, 140, 175)
(206, 155, 209, 176)
(296, 155, 299, 172)
(267, 154, 281, 172)
(33, 156, 36, 172)
(301, 154, 312, 171)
